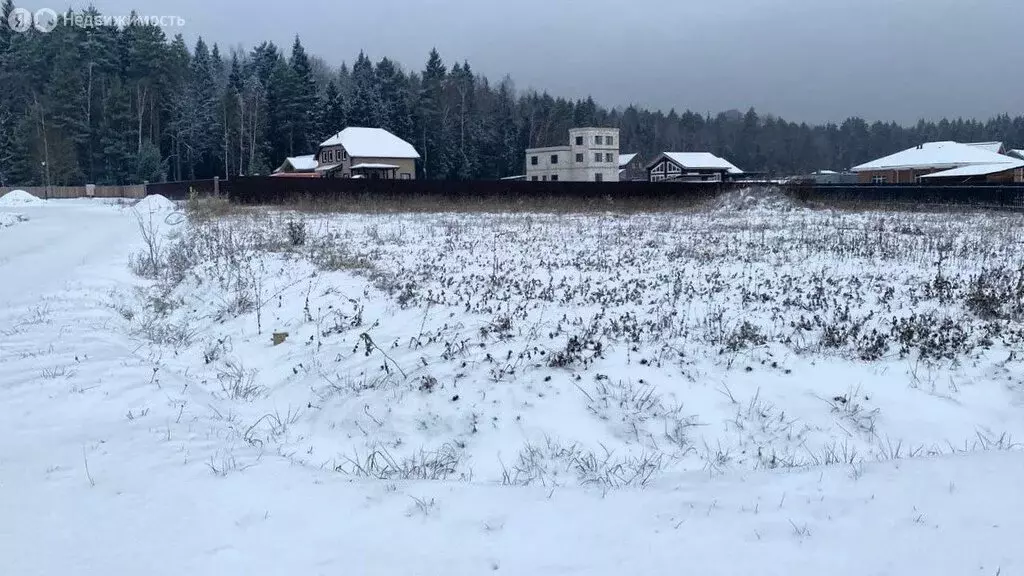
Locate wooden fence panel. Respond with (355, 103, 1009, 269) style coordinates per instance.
(0, 185, 146, 199)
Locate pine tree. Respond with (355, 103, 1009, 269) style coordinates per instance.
(449, 61, 479, 179)
(239, 73, 269, 175)
(348, 51, 382, 128)
(185, 37, 218, 178)
(493, 76, 521, 178)
(223, 52, 244, 177)
(163, 34, 190, 181)
(0, 0, 17, 184)
(288, 36, 317, 154)
(0, 0, 14, 55)
(8, 110, 40, 185)
(99, 77, 134, 184)
(416, 48, 449, 179)
(47, 47, 89, 183)
(263, 47, 297, 162)
(318, 80, 345, 140)
(77, 8, 120, 182)
(375, 57, 412, 142)
(120, 15, 166, 159)
(210, 43, 228, 178)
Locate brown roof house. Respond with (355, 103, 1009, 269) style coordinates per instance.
(851, 142, 1024, 184)
(315, 127, 420, 179)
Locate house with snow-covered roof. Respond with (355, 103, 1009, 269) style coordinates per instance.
(314, 127, 420, 180)
(618, 153, 647, 181)
(851, 141, 1023, 184)
(271, 155, 319, 178)
(965, 141, 1007, 154)
(646, 152, 743, 183)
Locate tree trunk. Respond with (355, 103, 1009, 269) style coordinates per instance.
(136, 85, 147, 156)
(223, 97, 229, 179)
(85, 62, 93, 181)
(34, 95, 51, 194)
(238, 93, 245, 176)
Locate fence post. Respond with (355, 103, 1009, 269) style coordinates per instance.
(214, 176, 220, 196)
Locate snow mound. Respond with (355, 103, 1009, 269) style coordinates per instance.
(0, 189, 44, 206)
(134, 194, 177, 213)
(711, 186, 797, 212)
(0, 212, 28, 228)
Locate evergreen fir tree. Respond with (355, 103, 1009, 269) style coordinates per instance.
(99, 77, 134, 184)
(318, 80, 345, 140)
(186, 37, 219, 178)
(288, 36, 317, 154)
(163, 34, 190, 181)
(347, 51, 382, 128)
(0, 0, 17, 184)
(416, 48, 449, 179)
(375, 57, 413, 142)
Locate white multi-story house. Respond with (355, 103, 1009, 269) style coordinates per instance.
(525, 128, 620, 182)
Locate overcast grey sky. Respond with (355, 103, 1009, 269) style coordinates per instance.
(43, 0, 1024, 123)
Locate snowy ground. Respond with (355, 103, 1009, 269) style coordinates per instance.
(2, 190, 1023, 575)
(0, 212, 28, 228)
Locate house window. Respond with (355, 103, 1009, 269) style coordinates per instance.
(551, 154, 559, 164)
(575, 136, 584, 146)
(606, 136, 614, 146)
(576, 153, 584, 163)
(342, 149, 348, 161)
(605, 153, 614, 163)
(531, 156, 539, 166)
(551, 175, 559, 181)
(542, 175, 547, 181)
(594, 152, 602, 162)
(531, 176, 539, 181)
(872, 175, 888, 184)
(595, 173, 603, 182)
(595, 135, 603, 145)
(400, 173, 411, 180)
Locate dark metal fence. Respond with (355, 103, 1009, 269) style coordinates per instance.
(785, 183, 1024, 210)
(221, 177, 732, 207)
(139, 178, 1024, 211)
(144, 178, 220, 200)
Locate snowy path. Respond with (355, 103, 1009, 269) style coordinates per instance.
(0, 201, 1022, 575)
(0, 202, 159, 490)
(0, 202, 136, 308)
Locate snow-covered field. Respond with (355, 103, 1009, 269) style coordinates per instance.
(2, 189, 1023, 575)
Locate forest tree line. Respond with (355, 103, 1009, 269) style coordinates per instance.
(2, 2, 1023, 186)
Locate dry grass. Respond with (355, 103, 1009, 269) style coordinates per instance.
(242, 191, 722, 215)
